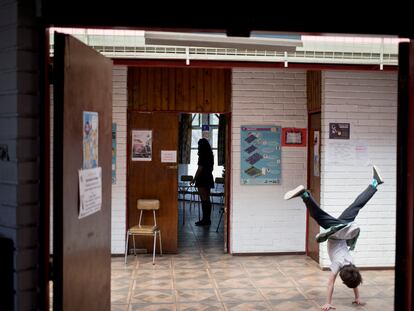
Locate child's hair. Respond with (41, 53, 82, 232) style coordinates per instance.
(339, 264, 363, 288)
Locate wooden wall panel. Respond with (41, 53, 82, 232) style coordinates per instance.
(307, 71, 321, 113)
(128, 67, 231, 113)
(127, 112, 179, 253)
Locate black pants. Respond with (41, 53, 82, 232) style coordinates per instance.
(302, 185, 377, 229)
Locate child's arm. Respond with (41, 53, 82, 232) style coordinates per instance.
(321, 272, 337, 311)
(352, 287, 365, 305)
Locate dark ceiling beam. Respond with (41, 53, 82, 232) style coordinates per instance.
(40, 2, 414, 38)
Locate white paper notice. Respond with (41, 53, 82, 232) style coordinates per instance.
(161, 150, 177, 163)
(78, 167, 102, 219)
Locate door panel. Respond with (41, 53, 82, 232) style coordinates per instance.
(127, 112, 179, 253)
(54, 33, 112, 311)
(307, 113, 321, 262)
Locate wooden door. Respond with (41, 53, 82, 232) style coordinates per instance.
(307, 113, 321, 262)
(53, 33, 113, 311)
(127, 112, 179, 253)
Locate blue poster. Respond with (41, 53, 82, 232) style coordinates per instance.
(112, 123, 116, 184)
(240, 125, 282, 185)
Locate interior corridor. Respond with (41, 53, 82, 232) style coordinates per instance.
(110, 205, 394, 311)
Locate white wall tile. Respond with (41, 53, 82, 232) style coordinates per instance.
(319, 71, 397, 268)
(111, 66, 127, 254)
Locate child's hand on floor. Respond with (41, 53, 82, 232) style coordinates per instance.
(352, 298, 366, 305)
(321, 303, 336, 310)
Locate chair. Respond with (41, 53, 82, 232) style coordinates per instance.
(210, 177, 225, 232)
(178, 175, 193, 204)
(178, 175, 192, 224)
(124, 199, 162, 265)
(178, 175, 201, 223)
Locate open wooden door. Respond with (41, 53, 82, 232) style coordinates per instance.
(307, 113, 321, 262)
(53, 33, 113, 311)
(127, 112, 179, 253)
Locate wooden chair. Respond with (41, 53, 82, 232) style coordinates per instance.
(124, 199, 162, 265)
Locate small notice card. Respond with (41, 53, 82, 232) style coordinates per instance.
(161, 150, 177, 163)
(78, 167, 102, 219)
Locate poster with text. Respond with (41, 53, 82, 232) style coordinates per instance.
(83, 111, 99, 169)
(240, 125, 282, 185)
(79, 167, 102, 219)
(131, 130, 152, 161)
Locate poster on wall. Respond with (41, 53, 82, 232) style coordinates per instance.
(240, 125, 282, 185)
(131, 130, 152, 161)
(83, 111, 99, 169)
(313, 131, 320, 177)
(112, 123, 117, 184)
(78, 167, 102, 219)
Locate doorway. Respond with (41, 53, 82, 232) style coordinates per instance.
(177, 113, 228, 252)
(126, 67, 232, 255)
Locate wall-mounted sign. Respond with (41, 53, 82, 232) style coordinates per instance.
(161, 150, 177, 163)
(78, 167, 102, 219)
(131, 130, 152, 161)
(281, 128, 307, 147)
(202, 124, 210, 139)
(240, 125, 282, 185)
(329, 123, 350, 139)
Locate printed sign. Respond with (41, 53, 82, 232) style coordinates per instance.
(161, 150, 177, 163)
(281, 128, 307, 147)
(79, 167, 102, 219)
(329, 123, 350, 139)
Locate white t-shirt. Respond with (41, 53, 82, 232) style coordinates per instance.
(327, 239, 354, 274)
(326, 222, 360, 274)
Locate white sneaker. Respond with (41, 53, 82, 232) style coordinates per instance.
(373, 165, 384, 185)
(284, 185, 306, 200)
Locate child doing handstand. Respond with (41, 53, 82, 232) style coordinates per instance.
(284, 165, 384, 311)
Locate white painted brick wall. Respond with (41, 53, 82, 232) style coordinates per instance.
(111, 66, 127, 254)
(231, 68, 308, 253)
(320, 71, 397, 268)
(0, 0, 40, 309)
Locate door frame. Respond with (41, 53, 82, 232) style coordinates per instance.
(39, 21, 414, 310)
(306, 112, 321, 262)
(125, 110, 232, 253)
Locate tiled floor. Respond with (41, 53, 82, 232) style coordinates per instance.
(111, 203, 395, 311)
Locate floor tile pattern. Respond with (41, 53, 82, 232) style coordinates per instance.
(111, 205, 395, 310)
(53, 203, 396, 310)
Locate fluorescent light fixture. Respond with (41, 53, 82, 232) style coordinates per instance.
(145, 31, 302, 52)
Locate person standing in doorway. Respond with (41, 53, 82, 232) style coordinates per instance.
(191, 138, 214, 226)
